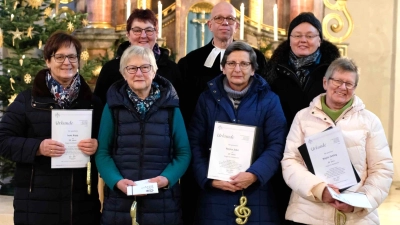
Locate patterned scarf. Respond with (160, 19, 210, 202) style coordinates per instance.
(223, 77, 253, 109)
(46, 71, 81, 109)
(126, 82, 161, 119)
(153, 43, 161, 61)
(289, 48, 321, 87)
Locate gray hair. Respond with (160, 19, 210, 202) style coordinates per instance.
(119, 45, 158, 77)
(221, 41, 258, 71)
(324, 57, 359, 85)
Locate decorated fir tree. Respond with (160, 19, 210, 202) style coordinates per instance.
(0, 0, 88, 188)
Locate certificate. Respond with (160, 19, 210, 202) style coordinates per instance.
(51, 109, 92, 168)
(305, 127, 358, 190)
(207, 121, 256, 181)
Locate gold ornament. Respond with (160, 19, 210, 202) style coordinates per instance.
(92, 66, 102, 77)
(234, 193, 251, 224)
(11, 14, 14, 21)
(19, 58, 23, 66)
(82, 19, 88, 27)
(67, 22, 74, 32)
(24, 74, 32, 84)
(0, 28, 3, 47)
(0, 86, 2, 93)
(27, 0, 43, 9)
(10, 77, 16, 91)
(8, 94, 17, 105)
(9, 28, 23, 46)
(81, 50, 89, 61)
(27, 26, 34, 39)
(38, 40, 42, 49)
(44, 7, 52, 17)
(13, 1, 18, 10)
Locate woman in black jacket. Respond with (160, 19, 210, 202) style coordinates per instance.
(94, 8, 182, 104)
(0, 32, 102, 225)
(265, 12, 341, 225)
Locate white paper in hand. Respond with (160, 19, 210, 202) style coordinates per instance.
(327, 186, 372, 208)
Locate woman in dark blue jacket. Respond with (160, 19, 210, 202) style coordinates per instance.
(188, 41, 287, 225)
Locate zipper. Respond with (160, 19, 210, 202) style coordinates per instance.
(29, 165, 34, 192)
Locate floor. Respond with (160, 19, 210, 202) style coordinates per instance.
(0, 182, 399, 225)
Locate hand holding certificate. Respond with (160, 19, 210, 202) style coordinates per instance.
(127, 179, 159, 196)
(207, 121, 257, 181)
(51, 109, 93, 168)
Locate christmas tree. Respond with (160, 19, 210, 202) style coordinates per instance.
(0, 0, 88, 105)
(0, 0, 88, 190)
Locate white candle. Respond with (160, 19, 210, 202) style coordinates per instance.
(240, 3, 244, 40)
(257, 0, 261, 33)
(273, 4, 278, 41)
(142, 0, 146, 9)
(126, 0, 131, 20)
(158, 1, 162, 38)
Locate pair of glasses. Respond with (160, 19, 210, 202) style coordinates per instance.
(212, 16, 236, 25)
(130, 27, 156, 36)
(125, 64, 152, 74)
(329, 78, 356, 89)
(225, 61, 251, 69)
(290, 34, 319, 40)
(51, 54, 78, 63)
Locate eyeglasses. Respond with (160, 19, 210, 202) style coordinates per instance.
(125, 64, 152, 74)
(212, 16, 236, 25)
(329, 78, 356, 89)
(290, 34, 319, 40)
(130, 27, 156, 36)
(225, 61, 251, 69)
(51, 54, 78, 63)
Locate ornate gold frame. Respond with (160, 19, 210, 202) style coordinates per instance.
(322, 0, 354, 43)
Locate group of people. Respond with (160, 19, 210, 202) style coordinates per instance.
(0, 1, 393, 225)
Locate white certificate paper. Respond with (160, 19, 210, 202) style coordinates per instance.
(207, 121, 256, 181)
(305, 127, 357, 189)
(51, 109, 92, 168)
(127, 179, 159, 195)
(327, 187, 372, 208)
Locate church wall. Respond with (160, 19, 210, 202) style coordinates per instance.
(345, 0, 395, 150)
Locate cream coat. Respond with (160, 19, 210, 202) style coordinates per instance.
(282, 94, 393, 225)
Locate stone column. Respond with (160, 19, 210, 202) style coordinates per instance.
(86, 0, 113, 28)
(289, 0, 314, 22)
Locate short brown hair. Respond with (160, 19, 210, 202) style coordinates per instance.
(43, 31, 82, 61)
(126, 9, 158, 32)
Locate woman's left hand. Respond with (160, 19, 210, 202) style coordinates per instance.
(149, 176, 169, 189)
(330, 200, 354, 213)
(78, 138, 98, 156)
(229, 172, 257, 189)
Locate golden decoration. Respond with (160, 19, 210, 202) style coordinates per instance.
(87, 162, 91, 195)
(130, 201, 139, 225)
(334, 209, 346, 225)
(234, 194, 251, 224)
(8, 94, 17, 105)
(24, 74, 32, 84)
(10, 14, 14, 21)
(38, 40, 42, 49)
(27, 0, 43, 9)
(0, 28, 3, 47)
(0, 86, 2, 93)
(80, 50, 89, 61)
(82, 18, 88, 27)
(92, 66, 102, 77)
(44, 7, 52, 17)
(189, 2, 213, 13)
(51, 0, 55, 3)
(19, 58, 23, 66)
(9, 77, 16, 91)
(67, 22, 74, 31)
(26, 26, 34, 39)
(8, 28, 23, 46)
(322, 0, 354, 43)
(13, 1, 18, 10)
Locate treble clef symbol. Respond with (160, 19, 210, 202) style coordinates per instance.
(234, 195, 251, 224)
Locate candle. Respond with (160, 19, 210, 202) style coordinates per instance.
(142, 0, 146, 9)
(126, 0, 131, 20)
(257, 1, 261, 33)
(158, 1, 162, 38)
(240, 3, 244, 40)
(273, 4, 278, 41)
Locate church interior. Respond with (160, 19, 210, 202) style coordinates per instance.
(0, 0, 400, 224)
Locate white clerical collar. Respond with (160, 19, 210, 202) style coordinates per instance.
(204, 41, 226, 70)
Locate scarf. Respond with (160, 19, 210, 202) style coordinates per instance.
(223, 77, 253, 109)
(126, 82, 161, 119)
(153, 43, 161, 61)
(204, 41, 226, 70)
(46, 71, 81, 109)
(289, 48, 321, 87)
